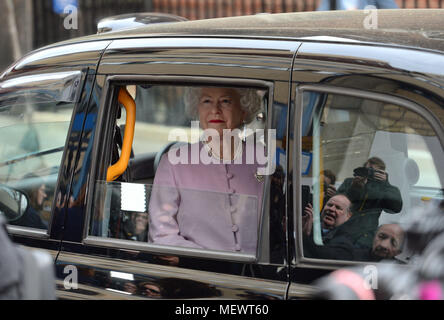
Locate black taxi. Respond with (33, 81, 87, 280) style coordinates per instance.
(0, 9, 443, 300)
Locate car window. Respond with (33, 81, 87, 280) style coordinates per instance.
(0, 72, 80, 229)
(89, 82, 287, 264)
(296, 88, 443, 263)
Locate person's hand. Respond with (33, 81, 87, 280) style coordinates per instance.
(302, 203, 313, 237)
(373, 169, 387, 182)
(156, 255, 179, 266)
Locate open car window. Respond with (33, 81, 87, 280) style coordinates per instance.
(88, 81, 288, 264)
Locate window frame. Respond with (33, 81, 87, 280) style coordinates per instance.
(0, 70, 85, 239)
(293, 84, 444, 268)
(0, 71, 83, 105)
(84, 75, 278, 263)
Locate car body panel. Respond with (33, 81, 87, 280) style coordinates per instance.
(49, 10, 444, 53)
(55, 249, 290, 299)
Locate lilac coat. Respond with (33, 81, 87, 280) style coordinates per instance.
(148, 142, 264, 255)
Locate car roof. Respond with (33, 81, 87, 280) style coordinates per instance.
(50, 9, 444, 53)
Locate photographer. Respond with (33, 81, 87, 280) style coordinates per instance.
(337, 157, 402, 249)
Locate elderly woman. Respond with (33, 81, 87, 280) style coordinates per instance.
(148, 86, 265, 254)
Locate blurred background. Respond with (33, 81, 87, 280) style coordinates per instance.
(1, 0, 443, 71)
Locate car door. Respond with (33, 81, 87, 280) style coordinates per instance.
(288, 41, 444, 298)
(54, 36, 304, 299)
(0, 69, 88, 258)
(0, 40, 110, 277)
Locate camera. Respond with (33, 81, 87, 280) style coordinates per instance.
(353, 166, 375, 179)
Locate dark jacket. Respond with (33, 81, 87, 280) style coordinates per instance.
(9, 206, 47, 229)
(337, 177, 402, 248)
(303, 218, 364, 261)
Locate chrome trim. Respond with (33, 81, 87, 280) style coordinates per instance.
(56, 250, 287, 299)
(293, 86, 304, 265)
(295, 257, 413, 270)
(84, 236, 257, 263)
(297, 41, 444, 79)
(6, 225, 50, 239)
(104, 75, 274, 89)
(13, 41, 111, 72)
(97, 12, 187, 34)
(104, 37, 298, 52)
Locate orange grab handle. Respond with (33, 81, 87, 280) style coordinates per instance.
(106, 87, 136, 181)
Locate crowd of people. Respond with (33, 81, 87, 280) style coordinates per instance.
(302, 157, 404, 262)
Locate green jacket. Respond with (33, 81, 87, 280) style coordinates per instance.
(337, 177, 402, 248)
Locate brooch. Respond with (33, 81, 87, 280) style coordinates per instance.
(203, 140, 213, 157)
(254, 172, 264, 182)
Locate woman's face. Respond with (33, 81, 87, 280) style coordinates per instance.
(197, 87, 246, 136)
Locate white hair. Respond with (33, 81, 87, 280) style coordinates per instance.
(184, 87, 263, 125)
